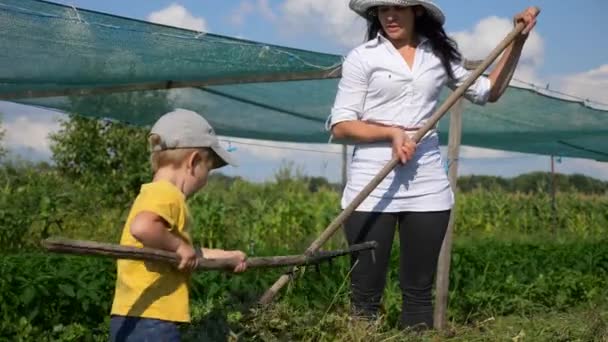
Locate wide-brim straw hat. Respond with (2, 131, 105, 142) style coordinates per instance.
(349, 0, 445, 25)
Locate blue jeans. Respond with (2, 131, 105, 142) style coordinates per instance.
(109, 315, 181, 342)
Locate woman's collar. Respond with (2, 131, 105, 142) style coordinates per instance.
(365, 33, 429, 48)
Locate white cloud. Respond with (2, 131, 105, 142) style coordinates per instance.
(215, 137, 345, 182)
(281, 0, 366, 48)
(552, 64, 608, 105)
(257, 0, 277, 21)
(230, 1, 255, 26)
(0, 102, 66, 161)
(459, 146, 523, 159)
(450, 16, 544, 84)
(564, 158, 608, 179)
(147, 3, 208, 32)
(450, 16, 607, 106)
(230, 0, 277, 27)
(2, 115, 62, 158)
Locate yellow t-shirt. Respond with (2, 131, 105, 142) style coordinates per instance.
(110, 180, 192, 323)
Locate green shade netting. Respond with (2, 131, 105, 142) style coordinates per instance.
(1, 0, 607, 161)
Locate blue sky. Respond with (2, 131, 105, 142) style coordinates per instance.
(1, 0, 607, 181)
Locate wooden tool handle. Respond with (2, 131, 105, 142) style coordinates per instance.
(42, 238, 377, 271)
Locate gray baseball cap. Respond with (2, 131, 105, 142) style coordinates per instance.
(149, 108, 237, 169)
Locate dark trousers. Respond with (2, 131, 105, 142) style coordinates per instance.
(343, 210, 450, 330)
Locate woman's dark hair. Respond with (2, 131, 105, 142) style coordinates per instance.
(366, 6, 462, 79)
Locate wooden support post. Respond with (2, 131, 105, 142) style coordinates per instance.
(434, 97, 464, 330)
(550, 155, 557, 234)
(341, 144, 348, 190)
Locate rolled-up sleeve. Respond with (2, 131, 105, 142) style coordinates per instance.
(328, 50, 368, 129)
(447, 60, 492, 105)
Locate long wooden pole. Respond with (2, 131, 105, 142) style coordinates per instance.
(42, 238, 377, 271)
(433, 98, 464, 329)
(550, 155, 557, 235)
(258, 9, 540, 306)
(341, 144, 348, 190)
(0, 69, 342, 101)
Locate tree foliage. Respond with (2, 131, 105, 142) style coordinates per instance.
(457, 172, 608, 194)
(48, 91, 173, 205)
(49, 114, 150, 206)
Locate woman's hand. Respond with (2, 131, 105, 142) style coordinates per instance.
(514, 6, 539, 38)
(390, 127, 416, 164)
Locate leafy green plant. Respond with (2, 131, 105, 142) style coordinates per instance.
(2, 150, 608, 340)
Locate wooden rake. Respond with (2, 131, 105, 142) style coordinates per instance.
(42, 237, 377, 271)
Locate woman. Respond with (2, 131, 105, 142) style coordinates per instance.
(328, 0, 537, 330)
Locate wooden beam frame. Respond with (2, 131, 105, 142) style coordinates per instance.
(0, 68, 342, 100)
(0, 59, 482, 101)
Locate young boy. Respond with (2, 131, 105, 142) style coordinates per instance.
(109, 108, 247, 341)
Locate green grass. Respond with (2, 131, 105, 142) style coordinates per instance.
(182, 301, 608, 341)
(3, 237, 608, 341)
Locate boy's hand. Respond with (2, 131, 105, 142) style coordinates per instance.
(176, 242, 199, 272)
(230, 251, 247, 273)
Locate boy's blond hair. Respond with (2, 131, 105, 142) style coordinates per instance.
(148, 134, 220, 173)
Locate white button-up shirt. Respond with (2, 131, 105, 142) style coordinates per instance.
(329, 34, 491, 212)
